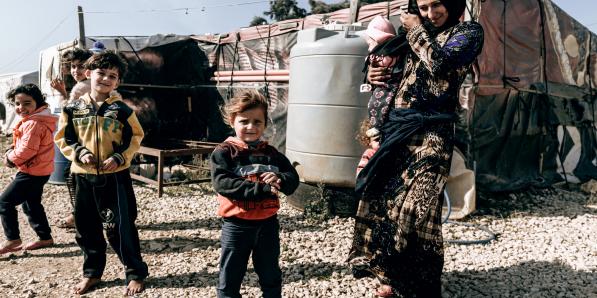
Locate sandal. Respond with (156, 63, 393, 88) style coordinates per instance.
(22, 239, 54, 250)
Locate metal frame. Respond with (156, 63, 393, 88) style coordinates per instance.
(130, 140, 218, 197)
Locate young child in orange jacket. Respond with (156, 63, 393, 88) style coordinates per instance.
(0, 83, 57, 254)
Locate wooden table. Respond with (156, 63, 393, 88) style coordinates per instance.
(130, 140, 218, 197)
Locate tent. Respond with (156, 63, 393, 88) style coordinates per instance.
(471, 0, 597, 191)
(38, 35, 228, 144)
(0, 71, 38, 135)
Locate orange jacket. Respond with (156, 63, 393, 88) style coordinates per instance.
(8, 105, 58, 176)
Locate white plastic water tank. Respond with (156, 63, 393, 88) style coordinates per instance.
(286, 26, 368, 187)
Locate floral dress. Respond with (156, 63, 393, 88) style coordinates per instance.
(349, 21, 484, 297)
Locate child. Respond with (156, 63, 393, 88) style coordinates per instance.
(51, 48, 93, 103)
(0, 84, 57, 254)
(54, 51, 148, 296)
(361, 16, 410, 140)
(210, 90, 299, 298)
(50, 48, 93, 229)
(356, 119, 380, 177)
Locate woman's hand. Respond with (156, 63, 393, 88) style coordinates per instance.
(367, 65, 392, 86)
(400, 12, 422, 31)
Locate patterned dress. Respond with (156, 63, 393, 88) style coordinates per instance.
(349, 21, 484, 297)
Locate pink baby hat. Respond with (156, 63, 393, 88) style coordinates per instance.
(366, 16, 396, 45)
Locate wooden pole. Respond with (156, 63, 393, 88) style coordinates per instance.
(349, 0, 360, 24)
(77, 6, 86, 48)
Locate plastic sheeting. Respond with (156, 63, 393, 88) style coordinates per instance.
(38, 36, 228, 143)
(470, 0, 597, 191)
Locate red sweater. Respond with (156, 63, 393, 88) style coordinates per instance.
(356, 147, 378, 177)
(210, 137, 299, 220)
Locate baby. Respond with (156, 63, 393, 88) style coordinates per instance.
(361, 16, 409, 140)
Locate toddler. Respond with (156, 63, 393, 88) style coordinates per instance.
(210, 90, 299, 298)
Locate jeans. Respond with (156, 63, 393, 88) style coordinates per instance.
(217, 215, 281, 298)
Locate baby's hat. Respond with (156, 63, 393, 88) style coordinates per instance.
(366, 16, 396, 44)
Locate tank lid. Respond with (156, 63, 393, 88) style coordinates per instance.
(290, 27, 368, 58)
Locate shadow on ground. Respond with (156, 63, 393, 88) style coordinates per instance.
(137, 214, 328, 233)
(473, 187, 595, 218)
(443, 260, 597, 297)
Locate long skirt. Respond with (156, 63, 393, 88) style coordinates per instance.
(349, 124, 453, 298)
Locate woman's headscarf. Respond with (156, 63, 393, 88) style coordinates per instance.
(408, 0, 466, 30)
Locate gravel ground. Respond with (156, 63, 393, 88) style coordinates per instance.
(0, 164, 595, 297)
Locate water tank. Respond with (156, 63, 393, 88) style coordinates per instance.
(286, 26, 368, 187)
(48, 97, 67, 185)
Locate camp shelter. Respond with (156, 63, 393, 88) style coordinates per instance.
(38, 35, 229, 144)
(36, 0, 597, 195)
(0, 71, 38, 135)
(472, 0, 597, 191)
(193, 0, 597, 193)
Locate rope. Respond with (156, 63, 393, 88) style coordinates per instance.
(387, 1, 391, 19)
(538, 0, 569, 189)
(500, 0, 521, 90)
(227, 33, 240, 100)
(587, 33, 597, 154)
(263, 24, 272, 101)
(121, 37, 148, 80)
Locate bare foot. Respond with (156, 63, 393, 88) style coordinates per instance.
(73, 277, 101, 295)
(0, 239, 22, 254)
(22, 238, 54, 250)
(58, 214, 75, 228)
(124, 279, 145, 296)
(375, 284, 394, 297)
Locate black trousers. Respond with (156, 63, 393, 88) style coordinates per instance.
(64, 161, 76, 211)
(74, 170, 148, 282)
(0, 172, 51, 241)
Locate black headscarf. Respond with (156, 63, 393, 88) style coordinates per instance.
(408, 0, 466, 31)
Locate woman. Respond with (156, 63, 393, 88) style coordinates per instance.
(349, 0, 484, 297)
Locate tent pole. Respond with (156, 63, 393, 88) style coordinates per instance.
(77, 6, 86, 48)
(349, 0, 360, 24)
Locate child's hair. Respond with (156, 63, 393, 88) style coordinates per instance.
(84, 50, 128, 78)
(62, 48, 92, 64)
(356, 119, 372, 147)
(6, 84, 46, 107)
(221, 90, 269, 127)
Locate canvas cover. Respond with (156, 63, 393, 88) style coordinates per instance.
(38, 35, 228, 144)
(472, 0, 597, 191)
